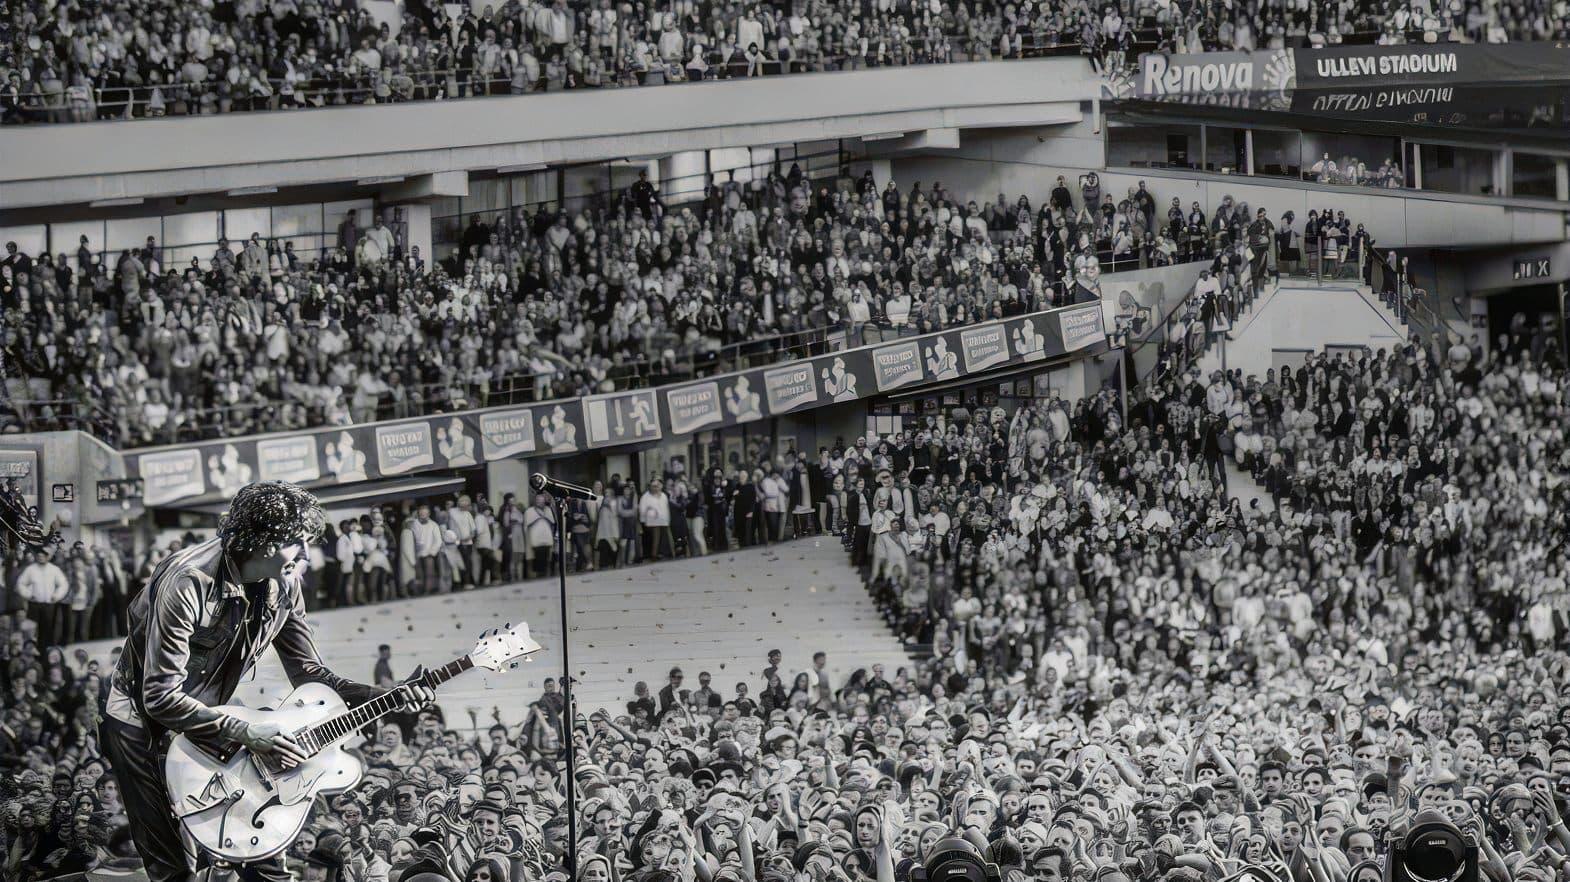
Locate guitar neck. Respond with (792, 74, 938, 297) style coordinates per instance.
(306, 655, 474, 749)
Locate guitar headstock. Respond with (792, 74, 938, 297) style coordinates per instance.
(469, 622, 544, 673)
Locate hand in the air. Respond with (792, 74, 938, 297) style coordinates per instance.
(391, 665, 437, 713)
(243, 721, 309, 768)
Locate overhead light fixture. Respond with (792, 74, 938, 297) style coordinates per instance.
(227, 186, 278, 196)
(89, 197, 144, 208)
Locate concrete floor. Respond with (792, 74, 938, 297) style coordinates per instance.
(76, 537, 913, 728)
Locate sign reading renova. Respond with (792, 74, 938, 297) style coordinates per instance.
(1135, 50, 1296, 98)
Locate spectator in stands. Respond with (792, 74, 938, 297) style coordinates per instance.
(13, 170, 1203, 443)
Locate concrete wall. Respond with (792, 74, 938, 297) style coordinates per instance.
(1460, 241, 1570, 294)
(0, 58, 1095, 209)
(889, 128, 1567, 250)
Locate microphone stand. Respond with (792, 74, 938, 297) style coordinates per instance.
(553, 494, 578, 878)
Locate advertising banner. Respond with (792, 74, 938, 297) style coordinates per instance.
(1059, 304, 1108, 352)
(583, 391, 663, 448)
(122, 301, 1114, 506)
(959, 325, 1010, 373)
(1105, 49, 1296, 105)
(375, 423, 435, 476)
(1291, 82, 1569, 130)
(666, 383, 725, 435)
(478, 408, 538, 459)
(1292, 44, 1570, 90)
(256, 436, 321, 484)
(0, 448, 40, 508)
(138, 448, 205, 506)
(870, 340, 926, 391)
(763, 363, 819, 413)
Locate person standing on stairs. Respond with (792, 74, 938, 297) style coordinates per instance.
(1276, 212, 1300, 277)
(1247, 208, 1274, 296)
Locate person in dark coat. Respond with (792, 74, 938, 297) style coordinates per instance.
(705, 470, 730, 552)
(731, 472, 758, 548)
(846, 475, 874, 568)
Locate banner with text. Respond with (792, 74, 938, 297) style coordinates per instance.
(123, 303, 1106, 506)
(1106, 49, 1296, 105)
(1292, 44, 1570, 90)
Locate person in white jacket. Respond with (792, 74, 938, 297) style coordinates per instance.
(409, 504, 444, 595)
(639, 478, 673, 561)
(335, 520, 367, 606)
(17, 549, 70, 645)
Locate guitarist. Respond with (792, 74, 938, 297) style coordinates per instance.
(98, 480, 436, 882)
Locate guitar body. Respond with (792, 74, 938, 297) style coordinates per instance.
(164, 683, 364, 865)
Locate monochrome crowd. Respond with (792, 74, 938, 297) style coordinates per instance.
(3, 205, 1568, 882)
(4, 168, 1259, 448)
(6, 0, 1567, 124)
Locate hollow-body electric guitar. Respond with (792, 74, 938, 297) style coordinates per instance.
(164, 622, 542, 864)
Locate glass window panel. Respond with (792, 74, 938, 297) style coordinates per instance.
(163, 210, 222, 254)
(1107, 121, 1201, 170)
(223, 207, 272, 253)
(1301, 131, 1405, 187)
(468, 178, 510, 218)
(105, 216, 163, 257)
(507, 178, 533, 211)
(0, 226, 49, 265)
(1512, 152, 1558, 199)
(50, 220, 105, 272)
(323, 199, 374, 235)
(431, 195, 464, 222)
(1418, 143, 1496, 196)
(1203, 126, 1248, 175)
(530, 170, 559, 208)
(609, 163, 647, 203)
(1252, 129, 1301, 178)
(269, 203, 325, 262)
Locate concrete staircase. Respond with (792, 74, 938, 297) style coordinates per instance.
(76, 538, 913, 728)
(1196, 279, 1410, 379)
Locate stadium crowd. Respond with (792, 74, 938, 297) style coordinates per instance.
(6, 0, 1567, 124)
(3, 169, 1258, 448)
(3, 212, 1567, 882)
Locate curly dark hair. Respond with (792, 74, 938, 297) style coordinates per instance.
(218, 480, 325, 559)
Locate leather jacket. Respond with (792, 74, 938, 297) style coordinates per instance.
(107, 537, 378, 745)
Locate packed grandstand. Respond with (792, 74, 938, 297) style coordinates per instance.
(5, 0, 1569, 123)
(3, 174, 1327, 448)
(5, 296, 1568, 881)
(3, 5, 1570, 882)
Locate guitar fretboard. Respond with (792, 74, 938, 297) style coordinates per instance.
(303, 656, 474, 750)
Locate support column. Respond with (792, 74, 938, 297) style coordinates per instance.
(396, 203, 432, 269)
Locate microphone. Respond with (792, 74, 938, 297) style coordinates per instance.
(529, 473, 600, 502)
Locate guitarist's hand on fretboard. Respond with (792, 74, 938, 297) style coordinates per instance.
(241, 720, 309, 769)
(387, 665, 438, 713)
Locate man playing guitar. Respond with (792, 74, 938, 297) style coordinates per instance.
(99, 480, 435, 882)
